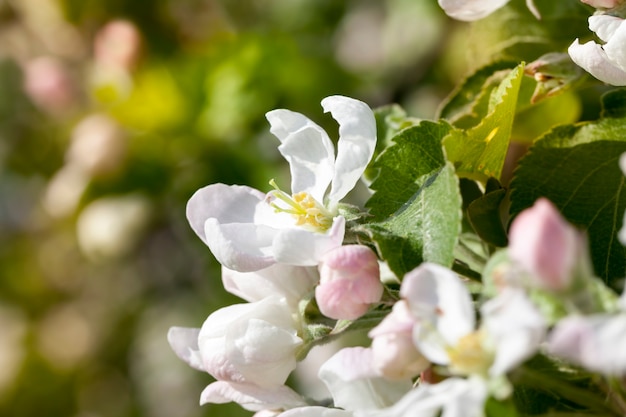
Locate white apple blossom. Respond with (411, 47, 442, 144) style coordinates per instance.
(186, 95, 376, 272)
(569, 14, 626, 86)
(438, 0, 539, 22)
(403, 264, 545, 379)
(167, 296, 302, 389)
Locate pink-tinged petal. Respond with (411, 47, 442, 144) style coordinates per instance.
(548, 314, 626, 375)
(480, 289, 545, 376)
(401, 263, 474, 363)
(316, 245, 382, 320)
(369, 301, 428, 380)
(508, 198, 583, 291)
(167, 326, 204, 371)
(279, 407, 353, 417)
(582, 0, 624, 8)
(272, 217, 346, 266)
(266, 109, 335, 201)
(199, 381, 306, 411)
(568, 39, 626, 86)
(222, 264, 318, 305)
(204, 220, 277, 272)
(437, 0, 510, 21)
(322, 96, 376, 208)
(319, 347, 412, 411)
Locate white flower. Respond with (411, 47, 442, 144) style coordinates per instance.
(402, 263, 545, 378)
(167, 296, 302, 389)
(186, 95, 376, 272)
(438, 0, 539, 22)
(569, 15, 626, 86)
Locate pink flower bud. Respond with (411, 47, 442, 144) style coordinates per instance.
(581, 0, 623, 8)
(369, 301, 429, 380)
(315, 245, 383, 320)
(509, 198, 585, 291)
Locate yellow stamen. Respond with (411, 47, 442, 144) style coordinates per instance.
(267, 179, 333, 232)
(446, 331, 493, 377)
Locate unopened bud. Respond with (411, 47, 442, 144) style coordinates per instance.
(369, 301, 429, 380)
(525, 53, 584, 103)
(509, 198, 585, 291)
(315, 245, 383, 320)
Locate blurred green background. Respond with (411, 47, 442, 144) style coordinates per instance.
(0, 0, 593, 416)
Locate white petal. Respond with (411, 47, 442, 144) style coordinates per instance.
(225, 317, 302, 387)
(198, 297, 301, 386)
(319, 347, 412, 411)
(279, 407, 353, 417)
(356, 377, 487, 417)
(199, 381, 306, 411)
(204, 220, 277, 272)
(186, 183, 266, 245)
(322, 96, 376, 207)
(568, 39, 626, 86)
(166, 326, 204, 371)
(401, 263, 475, 363)
(481, 289, 545, 376)
(272, 216, 346, 266)
(548, 314, 626, 375)
(437, 0, 510, 22)
(222, 264, 318, 305)
(601, 18, 626, 73)
(588, 15, 623, 43)
(266, 109, 335, 201)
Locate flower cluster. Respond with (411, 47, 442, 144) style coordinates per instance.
(168, 90, 626, 416)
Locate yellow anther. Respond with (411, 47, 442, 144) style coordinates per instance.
(446, 331, 493, 377)
(267, 180, 333, 232)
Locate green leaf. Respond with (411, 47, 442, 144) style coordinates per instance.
(365, 104, 420, 182)
(510, 92, 626, 286)
(443, 64, 525, 182)
(468, 187, 508, 247)
(438, 60, 518, 128)
(361, 162, 462, 277)
(366, 120, 452, 220)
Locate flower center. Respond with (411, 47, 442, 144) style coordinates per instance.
(267, 179, 333, 232)
(446, 331, 493, 377)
